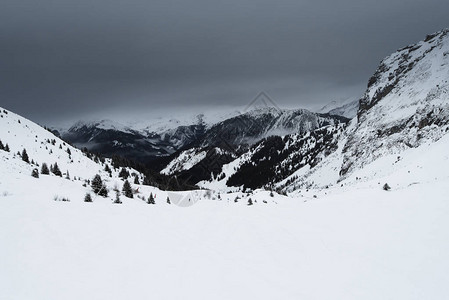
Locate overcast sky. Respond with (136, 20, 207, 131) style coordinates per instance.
(1, 0, 448, 125)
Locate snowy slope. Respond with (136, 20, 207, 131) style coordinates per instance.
(161, 148, 208, 175)
(0, 106, 153, 200)
(0, 108, 112, 182)
(317, 97, 360, 119)
(327, 99, 359, 119)
(1, 151, 448, 299)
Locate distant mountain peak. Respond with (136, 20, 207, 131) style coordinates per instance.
(317, 97, 360, 119)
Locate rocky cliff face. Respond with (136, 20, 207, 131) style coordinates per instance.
(340, 29, 449, 177)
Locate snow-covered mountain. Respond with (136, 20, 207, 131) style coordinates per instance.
(162, 29, 449, 192)
(281, 28, 449, 192)
(0, 106, 181, 202)
(317, 97, 360, 119)
(0, 109, 119, 184)
(62, 119, 203, 161)
(199, 107, 348, 147)
(61, 107, 348, 166)
(341, 29, 449, 178)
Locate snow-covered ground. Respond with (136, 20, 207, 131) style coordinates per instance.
(161, 148, 208, 175)
(1, 172, 448, 300)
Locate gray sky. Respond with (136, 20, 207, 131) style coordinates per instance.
(1, 0, 448, 125)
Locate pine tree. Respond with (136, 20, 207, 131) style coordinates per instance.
(122, 180, 133, 198)
(104, 164, 112, 175)
(52, 162, 62, 176)
(91, 174, 103, 194)
(247, 198, 253, 206)
(166, 196, 171, 204)
(0, 140, 4, 150)
(84, 193, 93, 202)
(134, 176, 140, 185)
(66, 148, 71, 155)
(4, 144, 9, 152)
(383, 183, 391, 191)
(114, 190, 122, 204)
(21, 148, 29, 163)
(147, 193, 155, 204)
(65, 170, 70, 180)
(119, 167, 129, 179)
(142, 176, 151, 186)
(41, 163, 50, 175)
(270, 190, 274, 197)
(31, 168, 39, 178)
(98, 185, 108, 197)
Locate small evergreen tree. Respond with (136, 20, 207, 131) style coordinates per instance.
(31, 168, 39, 178)
(98, 185, 108, 197)
(5, 144, 10, 152)
(147, 193, 155, 204)
(270, 190, 274, 197)
(0, 140, 4, 150)
(142, 176, 151, 186)
(91, 174, 103, 194)
(84, 193, 93, 202)
(166, 196, 171, 204)
(21, 148, 29, 163)
(104, 164, 112, 175)
(52, 162, 62, 177)
(65, 170, 70, 180)
(66, 148, 71, 155)
(118, 167, 129, 179)
(122, 180, 133, 198)
(41, 163, 50, 175)
(383, 183, 391, 191)
(247, 198, 253, 206)
(114, 190, 122, 204)
(134, 176, 140, 185)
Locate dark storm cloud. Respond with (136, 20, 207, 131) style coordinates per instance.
(1, 0, 449, 124)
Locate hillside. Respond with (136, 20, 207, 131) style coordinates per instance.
(0, 106, 171, 203)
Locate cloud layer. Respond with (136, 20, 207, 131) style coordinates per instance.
(1, 0, 448, 124)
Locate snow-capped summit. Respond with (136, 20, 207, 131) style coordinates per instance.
(200, 107, 348, 147)
(69, 119, 136, 134)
